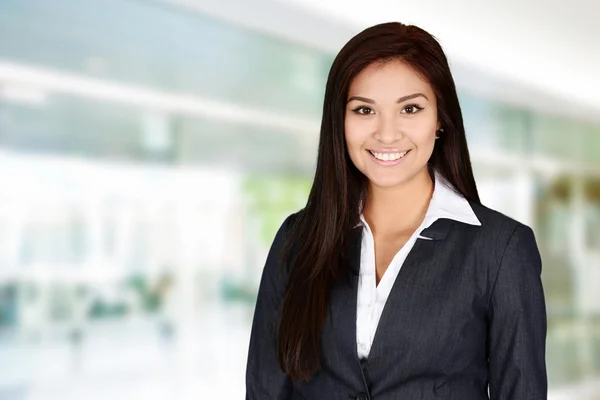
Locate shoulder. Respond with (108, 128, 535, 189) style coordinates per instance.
(264, 209, 305, 271)
(468, 201, 536, 243)
(467, 202, 541, 277)
(467, 202, 540, 265)
(258, 209, 305, 299)
(279, 209, 304, 238)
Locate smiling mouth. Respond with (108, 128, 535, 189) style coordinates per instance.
(368, 149, 411, 161)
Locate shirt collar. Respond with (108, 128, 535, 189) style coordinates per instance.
(427, 170, 481, 227)
(355, 170, 481, 231)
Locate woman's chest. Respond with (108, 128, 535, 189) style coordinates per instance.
(324, 235, 491, 371)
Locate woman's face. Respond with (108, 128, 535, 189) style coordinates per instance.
(344, 59, 440, 189)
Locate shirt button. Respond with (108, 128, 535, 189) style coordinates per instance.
(356, 392, 369, 400)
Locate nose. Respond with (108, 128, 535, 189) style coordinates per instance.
(373, 113, 402, 144)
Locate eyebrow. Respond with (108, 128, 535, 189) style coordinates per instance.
(346, 93, 429, 104)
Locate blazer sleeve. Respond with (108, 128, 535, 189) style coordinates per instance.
(246, 214, 295, 400)
(487, 224, 548, 400)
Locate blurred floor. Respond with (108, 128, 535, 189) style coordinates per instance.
(0, 303, 252, 400)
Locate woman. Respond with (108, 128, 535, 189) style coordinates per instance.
(246, 22, 547, 400)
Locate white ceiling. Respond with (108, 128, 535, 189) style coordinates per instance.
(279, 0, 600, 105)
(166, 0, 600, 122)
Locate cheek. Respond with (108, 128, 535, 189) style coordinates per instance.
(406, 122, 436, 149)
(413, 132, 436, 148)
(344, 124, 368, 170)
(344, 120, 365, 152)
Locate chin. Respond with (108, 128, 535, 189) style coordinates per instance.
(365, 173, 409, 189)
(364, 165, 428, 188)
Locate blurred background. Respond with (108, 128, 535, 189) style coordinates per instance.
(0, 0, 598, 399)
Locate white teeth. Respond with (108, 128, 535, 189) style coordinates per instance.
(371, 151, 408, 161)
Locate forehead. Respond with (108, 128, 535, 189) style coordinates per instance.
(347, 60, 434, 99)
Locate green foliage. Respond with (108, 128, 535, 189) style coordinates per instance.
(242, 174, 311, 246)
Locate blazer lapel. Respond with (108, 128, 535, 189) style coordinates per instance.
(364, 219, 455, 376)
(320, 219, 456, 390)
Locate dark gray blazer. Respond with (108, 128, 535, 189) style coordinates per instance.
(246, 202, 547, 400)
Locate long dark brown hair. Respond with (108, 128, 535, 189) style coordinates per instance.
(277, 22, 480, 382)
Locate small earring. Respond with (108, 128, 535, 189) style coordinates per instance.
(435, 128, 444, 139)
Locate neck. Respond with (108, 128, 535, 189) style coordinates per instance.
(362, 168, 434, 235)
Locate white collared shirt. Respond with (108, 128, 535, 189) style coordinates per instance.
(356, 171, 481, 359)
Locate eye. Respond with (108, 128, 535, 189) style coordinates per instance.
(401, 104, 424, 114)
(352, 106, 375, 115)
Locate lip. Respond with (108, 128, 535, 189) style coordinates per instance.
(367, 149, 411, 166)
(368, 148, 411, 153)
